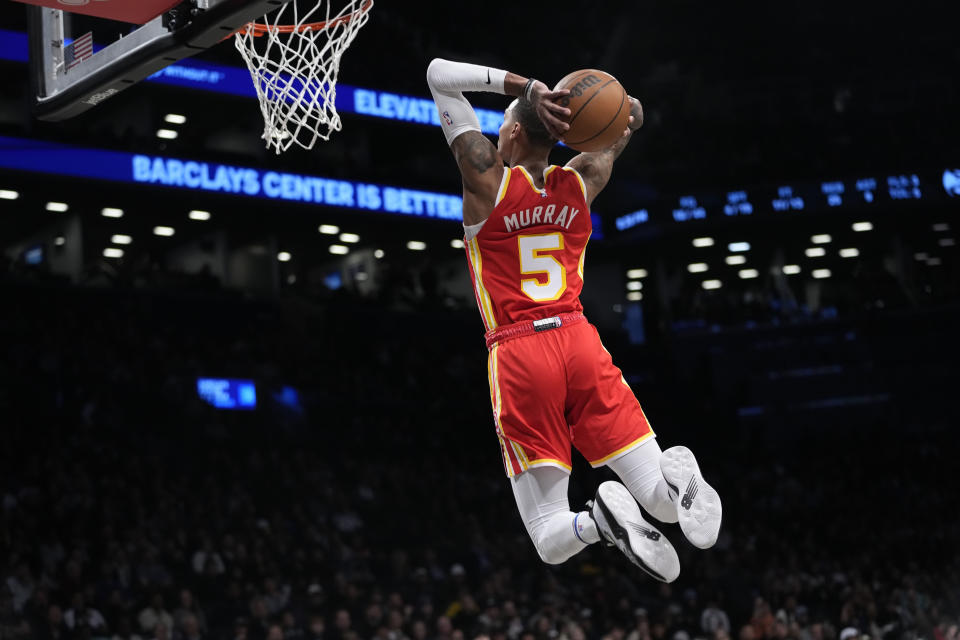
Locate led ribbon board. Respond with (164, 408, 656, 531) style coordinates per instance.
(0, 29, 505, 135)
(0, 136, 464, 220)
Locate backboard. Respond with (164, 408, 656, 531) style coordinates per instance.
(20, 0, 293, 121)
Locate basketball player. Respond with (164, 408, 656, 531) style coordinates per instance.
(426, 58, 722, 582)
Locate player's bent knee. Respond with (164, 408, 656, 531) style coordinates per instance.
(533, 540, 573, 565)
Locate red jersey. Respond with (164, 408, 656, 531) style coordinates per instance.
(464, 164, 590, 331)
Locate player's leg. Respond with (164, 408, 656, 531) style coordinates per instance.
(510, 466, 599, 564)
(489, 334, 595, 564)
(607, 438, 723, 550)
(604, 437, 678, 524)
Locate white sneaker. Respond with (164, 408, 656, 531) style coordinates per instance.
(591, 481, 680, 583)
(660, 446, 722, 549)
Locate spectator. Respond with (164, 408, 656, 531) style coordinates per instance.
(5, 562, 35, 613)
(173, 589, 207, 635)
(702, 600, 731, 636)
(64, 592, 108, 635)
(139, 593, 174, 635)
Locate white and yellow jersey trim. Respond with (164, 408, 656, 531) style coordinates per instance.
(467, 236, 498, 331)
(560, 166, 588, 202)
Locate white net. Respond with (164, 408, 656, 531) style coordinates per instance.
(234, 0, 373, 154)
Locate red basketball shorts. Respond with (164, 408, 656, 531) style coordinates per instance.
(486, 320, 655, 477)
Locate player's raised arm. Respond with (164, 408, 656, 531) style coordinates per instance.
(565, 97, 644, 208)
(426, 58, 570, 224)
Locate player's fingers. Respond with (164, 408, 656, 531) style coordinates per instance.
(539, 107, 570, 132)
(542, 116, 569, 139)
(544, 101, 572, 117)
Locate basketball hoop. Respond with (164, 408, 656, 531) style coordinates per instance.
(234, 0, 373, 154)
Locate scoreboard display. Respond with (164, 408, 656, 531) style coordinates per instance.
(614, 170, 960, 233)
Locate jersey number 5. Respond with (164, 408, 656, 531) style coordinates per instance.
(518, 233, 567, 302)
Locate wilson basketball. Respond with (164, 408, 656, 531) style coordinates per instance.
(553, 69, 630, 152)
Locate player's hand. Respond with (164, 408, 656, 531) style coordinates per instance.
(528, 80, 571, 140)
(624, 96, 643, 136)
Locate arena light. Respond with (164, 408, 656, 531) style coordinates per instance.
(914, 252, 928, 261)
(450, 239, 465, 249)
(692, 237, 714, 248)
(782, 264, 801, 275)
(103, 247, 124, 258)
(339, 232, 360, 243)
(739, 269, 759, 279)
(927, 257, 942, 266)
(687, 262, 709, 273)
(702, 279, 722, 290)
(156, 129, 178, 140)
(46, 201, 69, 212)
(728, 241, 750, 252)
(54, 236, 65, 246)
(839, 248, 860, 258)
(406, 241, 427, 251)
(939, 238, 955, 247)
(812, 269, 831, 279)
(805, 247, 826, 258)
(932, 223, 950, 232)
(725, 255, 746, 265)
(329, 244, 349, 255)
(626, 280, 643, 291)
(626, 291, 643, 301)
(374, 249, 384, 259)
(278, 251, 291, 262)
(188, 209, 211, 221)
(153, 226, 175, 237)
(0, 189, 19, 200)
(852, 221, 873, 232)
(101, 207, 124, 218)
(318, 224, 339, 235)
(626, 268, 647, 279)
(811, 234, 832, 244)
(164, 113, 187, 125)
(111, 234, 132, 245)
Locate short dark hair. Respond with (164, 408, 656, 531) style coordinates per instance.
(513, 97, 556, 148)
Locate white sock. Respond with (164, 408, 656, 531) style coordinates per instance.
(573, 510, 600, 544)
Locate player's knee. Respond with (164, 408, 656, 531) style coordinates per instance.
(534, 542, 570, 565)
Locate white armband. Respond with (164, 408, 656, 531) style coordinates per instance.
(426, 58, 508, 146)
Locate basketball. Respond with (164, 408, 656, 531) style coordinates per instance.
(553, 69, 630, 152)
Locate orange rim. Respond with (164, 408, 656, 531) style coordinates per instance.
(243, 0, 372, 36)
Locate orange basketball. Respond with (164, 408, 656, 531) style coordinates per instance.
(553, 69, 630, 152)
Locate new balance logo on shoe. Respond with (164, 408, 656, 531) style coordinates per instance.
(630, 523, 662, 541)
(681, 477, 699, 510)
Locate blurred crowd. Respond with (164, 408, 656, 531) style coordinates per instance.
(1, 284, 957, 640)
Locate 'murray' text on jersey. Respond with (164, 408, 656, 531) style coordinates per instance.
(504, 204, 580, 233)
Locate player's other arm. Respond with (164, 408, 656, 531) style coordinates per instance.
(426, 58, 569, 225)
(565, 97, 644, 208)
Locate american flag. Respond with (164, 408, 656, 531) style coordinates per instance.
(64, 31, 93, 70)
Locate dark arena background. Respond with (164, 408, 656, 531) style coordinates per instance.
(1, 2, 959, 640)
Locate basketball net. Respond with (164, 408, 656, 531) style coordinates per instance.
(234, 0, 373, 154)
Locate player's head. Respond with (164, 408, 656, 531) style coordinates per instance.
(498, 98, 556, 159)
